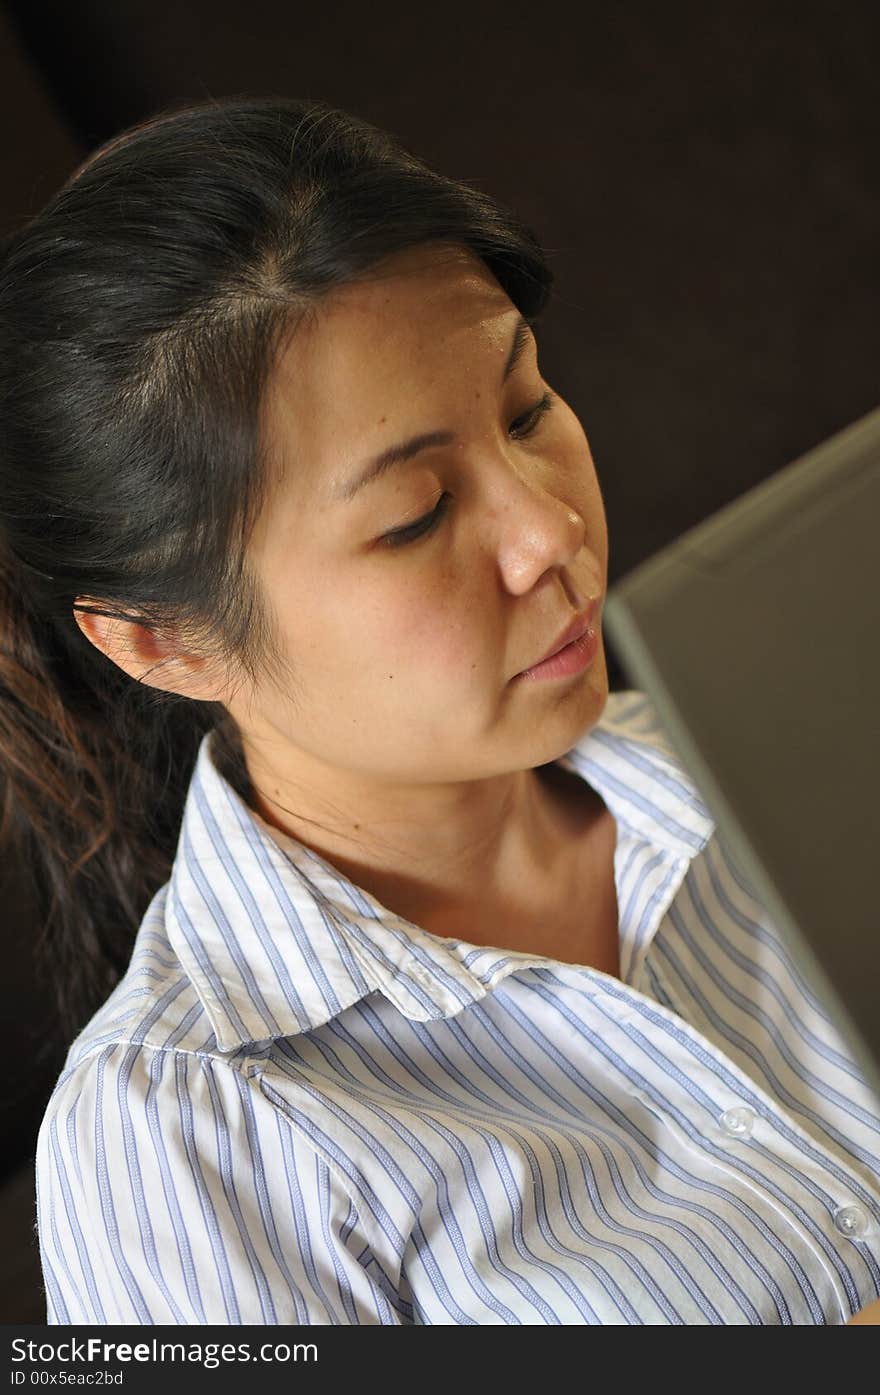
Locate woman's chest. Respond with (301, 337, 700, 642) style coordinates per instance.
(419, 812, 621, 978)
(273, 982, 871, 1325)
(391, 767, 623, 977)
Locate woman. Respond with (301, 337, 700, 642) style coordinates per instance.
(3, 96, 878, 1325)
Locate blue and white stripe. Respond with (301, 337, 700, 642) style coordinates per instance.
(34, 689, 880, 1323)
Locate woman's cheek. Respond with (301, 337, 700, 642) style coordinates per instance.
(386, 599, 477, 681)
(430, 620, 490, 692)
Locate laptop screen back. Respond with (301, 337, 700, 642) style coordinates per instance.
(604, 406, 880, 1103)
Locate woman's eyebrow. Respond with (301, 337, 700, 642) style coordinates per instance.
(334, 311, 535, 503)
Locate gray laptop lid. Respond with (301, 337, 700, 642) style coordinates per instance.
(603, 406, 880, 1105)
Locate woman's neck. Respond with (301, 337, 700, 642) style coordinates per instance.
(247, 743, 609, 946)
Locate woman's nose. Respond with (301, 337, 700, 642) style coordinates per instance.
(492, 471, 588, 593)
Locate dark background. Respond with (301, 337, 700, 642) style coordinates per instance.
(1, 0, 878, 1323)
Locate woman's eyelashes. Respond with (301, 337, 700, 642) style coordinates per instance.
(381, 490, 453, 548)
(380, 390, 557, 549)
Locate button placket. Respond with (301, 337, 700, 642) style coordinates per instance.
(715, 1106, 878, 1250)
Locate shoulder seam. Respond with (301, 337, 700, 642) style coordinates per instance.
(59, 1039, 264, 1081)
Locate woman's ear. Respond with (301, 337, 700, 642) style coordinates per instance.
(72, 598, 219, 701)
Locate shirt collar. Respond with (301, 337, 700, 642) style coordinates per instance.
(165, 690, 715, 1050)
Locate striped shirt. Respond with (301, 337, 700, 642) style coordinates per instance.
(34, 688, 880, 1324)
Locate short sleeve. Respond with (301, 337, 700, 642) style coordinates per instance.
(34, 1042, 407, 1324)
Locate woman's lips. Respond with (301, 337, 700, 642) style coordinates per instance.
(515, 596, 600, 678)
(514, 622, 599, 682)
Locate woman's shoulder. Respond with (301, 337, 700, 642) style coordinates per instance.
(32, 993, 381, 1324)
(72, 892, 217, 1060)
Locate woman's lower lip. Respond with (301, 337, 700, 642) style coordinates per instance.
(515, 624, 599, 681)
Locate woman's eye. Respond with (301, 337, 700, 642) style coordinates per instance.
(381, 492, 452, 548)
(509, 389, 556, 440)
(379, 391, 557, 549)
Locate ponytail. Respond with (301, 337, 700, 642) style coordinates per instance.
(0, 543, 225, 1041)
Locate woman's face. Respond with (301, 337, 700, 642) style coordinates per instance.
(235, 242, 610, 798)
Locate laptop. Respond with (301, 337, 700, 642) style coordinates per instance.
(603, 405, 880, 1105)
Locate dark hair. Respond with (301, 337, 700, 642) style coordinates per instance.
(0, 94, 554, 1045)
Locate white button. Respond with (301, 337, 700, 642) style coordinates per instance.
(833, 1204, 872, 1240)
(719, 1106, 756, 1139)
(410, 963, 432, 987)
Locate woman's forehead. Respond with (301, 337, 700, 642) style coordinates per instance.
(262, 254, 517, 500)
